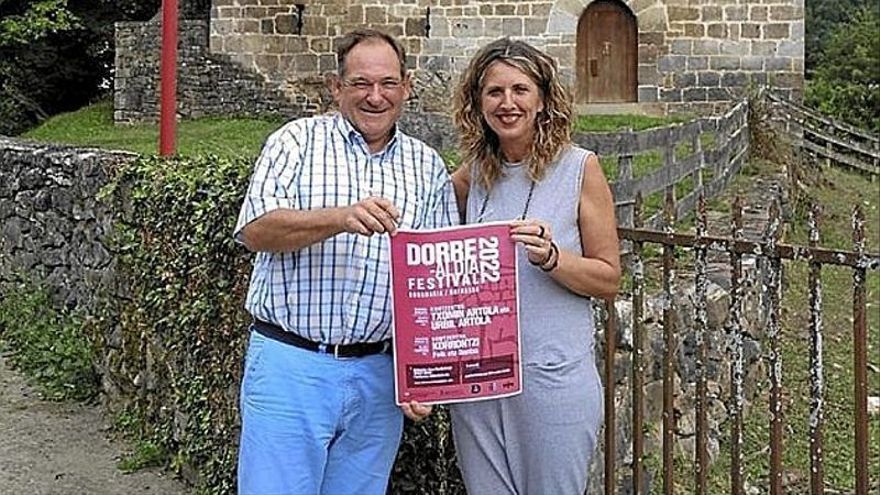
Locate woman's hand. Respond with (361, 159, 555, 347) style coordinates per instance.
(400, 400, 433, 422)
(510, 219, 556, 269)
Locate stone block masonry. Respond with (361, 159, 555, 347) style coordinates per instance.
(114, 20, 308, 124)
(114, 1, 802, 131)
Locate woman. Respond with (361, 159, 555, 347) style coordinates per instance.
(449, 38, 621, 494)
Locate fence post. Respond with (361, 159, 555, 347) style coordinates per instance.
(766, 199, 784, 495)
(807, 204, 825, 495)
(618, 151, 634, 229)
(694, 194, 709, 495)
(824, 121, 833, 170)
(662, 188, 677, 495)
(631, 193, 645, 495)
(729, 197, 745, 495)
(872, 138, 879, 181)
(604, 298, 617, 495)
(851, 206, 868, 495)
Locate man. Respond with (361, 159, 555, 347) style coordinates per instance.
(233, 29, 457, 495)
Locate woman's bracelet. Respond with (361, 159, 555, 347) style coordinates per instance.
(529, 240, 555, 267)
(540, 241, 559, 272)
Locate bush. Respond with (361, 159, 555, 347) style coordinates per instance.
(0, 277, 99, 401)
(805, 6, 880, 133)
(96, 152, 465, 493)
(95, 153, 255, 493)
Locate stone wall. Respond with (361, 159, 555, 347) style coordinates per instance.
(206, 0, 804, 116)
(113, 1, 804, 124)
(0, 137, 136, 308)
(113, 18, 459, 150)
(114, 20, 308, 123)
(590, 261, 765, 492)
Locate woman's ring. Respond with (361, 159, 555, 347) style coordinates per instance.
(538, 225, 545, 239)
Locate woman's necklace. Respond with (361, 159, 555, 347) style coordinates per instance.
(476, 180, 536, 222)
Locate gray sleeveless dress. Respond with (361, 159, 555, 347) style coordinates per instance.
(450, 145, 603, 495)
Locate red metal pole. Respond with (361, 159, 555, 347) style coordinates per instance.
(159, 0, 178, 156)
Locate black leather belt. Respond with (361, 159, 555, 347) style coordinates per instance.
(252, 319, 392, 358)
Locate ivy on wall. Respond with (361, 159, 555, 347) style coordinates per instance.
(95, 153, 254, 493)
(95, 153, 465, 493)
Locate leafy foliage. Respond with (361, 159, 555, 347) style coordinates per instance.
(118, 440, 166, 473)
(95, 153, 254, 493)
(0, 277, 99, 401)
(805, 6, 880, 133)
(805, 0, 874, 75)
(93, 152, 468, 493)
(0, 0, 143, 135)
(0, 0, 78, 45)
(0, 0, 212, 136)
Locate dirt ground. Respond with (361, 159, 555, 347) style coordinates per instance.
(0, 354, 189, 495)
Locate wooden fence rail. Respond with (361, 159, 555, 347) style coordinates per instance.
(574, 100, 750, 229)
(766, 92, 880, 175)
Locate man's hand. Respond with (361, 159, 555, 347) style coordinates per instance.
(400, 400, 433, 422)
(341, 197, 400, 236)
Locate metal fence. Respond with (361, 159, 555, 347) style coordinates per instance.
(602, 192, 879, 495)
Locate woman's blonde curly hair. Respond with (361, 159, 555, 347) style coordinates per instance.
(453, 38, 573, 191)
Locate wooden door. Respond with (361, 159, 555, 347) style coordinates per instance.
(577, 1, 637, 103)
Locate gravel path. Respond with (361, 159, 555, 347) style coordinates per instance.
(0, 354, 189, 495)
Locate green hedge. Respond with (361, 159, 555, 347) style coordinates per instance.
(96, 153, 464, 494)
(96, 154, 253, 493)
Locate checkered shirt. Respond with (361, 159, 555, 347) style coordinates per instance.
(234, 113, 458, 344)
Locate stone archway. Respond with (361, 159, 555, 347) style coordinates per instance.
(576, 0, 638, 103)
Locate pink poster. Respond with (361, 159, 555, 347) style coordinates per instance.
(390, 222, 522, 405)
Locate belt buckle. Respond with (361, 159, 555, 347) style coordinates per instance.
(317, 343, 348, 360)
(333, 343, 355, 360)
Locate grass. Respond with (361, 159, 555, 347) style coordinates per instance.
(23, 101, 285, 159)
(700, 132, 717, 150)
(599, 130, 717, 201)
(574, 113, 689, 132)
(18, 100, 878, 490)
(765, 164, 879, 491)
(23, 102, 691, 160)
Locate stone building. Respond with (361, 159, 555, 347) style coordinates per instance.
(115, 0, 804, 123)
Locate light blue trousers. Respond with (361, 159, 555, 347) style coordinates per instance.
(237, 330, 403, 495)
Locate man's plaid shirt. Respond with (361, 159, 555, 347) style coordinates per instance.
(234, 113, 458, 344)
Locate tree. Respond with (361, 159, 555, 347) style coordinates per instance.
(805, 0, 874, 76)
(805, 6, 880, 132)
(0, 0, 78, 45)
(1, 0, 210, 136)
(0, 0, 80, 134)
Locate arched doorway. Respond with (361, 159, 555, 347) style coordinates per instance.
(576, 0, 637, 103)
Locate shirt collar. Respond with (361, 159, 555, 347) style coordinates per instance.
(333, 112, 400, 156)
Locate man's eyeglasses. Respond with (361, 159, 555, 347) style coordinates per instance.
(342, 78, 405, 94)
